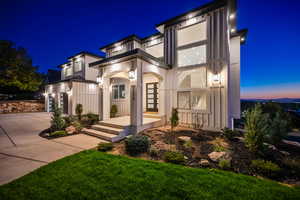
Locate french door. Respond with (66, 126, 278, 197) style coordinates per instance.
(146, 82, 158, 112)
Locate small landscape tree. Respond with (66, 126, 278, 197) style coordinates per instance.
(75, 104, 83, 120)
(244, 104, 269, 154)
(50, 103, 65, 132)
(169, 108, 179, 144)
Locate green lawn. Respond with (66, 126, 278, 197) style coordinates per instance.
(1, 150, 299, 200)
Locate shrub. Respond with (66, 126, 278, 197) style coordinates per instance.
(125, 135, 150, 156)
(110, 105, 118, 118)
(50, 104, 65, 132)
(183, 140, 193, 149)
(244, 104, 269, 153)
(218, 159, 231, 170)
(97, 143, 114, 152)
(251, 159, 280, 176)
(283, 158, 300, 173)
(63, 115, 76, 126)
(75, 104, 83, 120)
(49, 130, 67, 137)
(267, 112, 288, 145)
(221, 127, 237, 140)
(213, 144, 227, 152)
(86, 112, 99, 125)
(149, 147, 159, 158)
(71, 121, 83, 133)
(164, 151, 185, 165)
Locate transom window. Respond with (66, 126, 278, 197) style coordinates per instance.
(112, 84, 125, 100)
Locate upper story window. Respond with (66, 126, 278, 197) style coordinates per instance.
(74, 60, 82, 72)
(177, 21, 207, 67)
(65, 65, 72, 77)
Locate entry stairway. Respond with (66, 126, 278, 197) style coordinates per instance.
(82, 122, 126, 143)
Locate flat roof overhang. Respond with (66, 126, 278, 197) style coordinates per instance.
(89, 49, 170, 69)
(231, 29, 248, 44)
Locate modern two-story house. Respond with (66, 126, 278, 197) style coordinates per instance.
(45, 0, 247, 141)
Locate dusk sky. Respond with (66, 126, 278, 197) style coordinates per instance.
(1, 0, 300, 99)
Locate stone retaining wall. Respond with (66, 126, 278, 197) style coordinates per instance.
(0, 100, 45, 114)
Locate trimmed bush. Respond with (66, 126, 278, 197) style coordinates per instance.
(71, 121, 83, 133)
(97, 143, 114, 152)
(63, 115, 76, 127)
(110, 105, 118, 118)
(221, 127, 237, 141)
(85, 113, 99, 125)
(218, 159, 231, 170)
(125, 135, 150, 156)
(49, 130, 67, 137)
(75, 104, 83, 120)
(164, 151, 185, 165)
(251, 159, 280, 176)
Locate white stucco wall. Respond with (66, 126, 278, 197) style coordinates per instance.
(84, 55, 102, 81)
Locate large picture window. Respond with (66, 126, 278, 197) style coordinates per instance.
(112, 84, 125, 100)
(177, 91, 208, 111)
(177, 45, 206, 67)
(65, 66, 72, 77)
(177, 21, 207, 68)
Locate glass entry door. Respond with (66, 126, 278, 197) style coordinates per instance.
(146, 82, 158, 112)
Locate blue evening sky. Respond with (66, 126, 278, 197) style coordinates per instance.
(1, 0, 300, 98)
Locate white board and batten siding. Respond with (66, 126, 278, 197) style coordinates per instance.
(72, 82, 100, 115)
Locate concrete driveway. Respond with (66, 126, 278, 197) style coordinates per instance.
(0, 112, 104, 185)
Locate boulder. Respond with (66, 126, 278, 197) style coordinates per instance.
(65, 125, 76, 134)
(153, 141, 169, 151)
(280, 150, 290, 156)
(199, 159, 210, 167)
(208, 151, 231, 162)
(178, 136, 191, 143)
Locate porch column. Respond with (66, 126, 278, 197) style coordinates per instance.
(102, 77, 110, 120)
(130, 59, 143, 133)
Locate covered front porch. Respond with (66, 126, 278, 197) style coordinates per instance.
(91, 49, 169, 134)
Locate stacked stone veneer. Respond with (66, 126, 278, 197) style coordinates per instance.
(0, 100, 45, 114)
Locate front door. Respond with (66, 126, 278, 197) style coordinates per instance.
(146, 82, 158, 112)
(60, 93, 68, 114)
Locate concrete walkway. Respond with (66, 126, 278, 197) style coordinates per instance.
(0, 112, 104, 185)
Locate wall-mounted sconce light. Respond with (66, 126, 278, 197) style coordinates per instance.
(43, 92, 47, 97)
(96, 75, 103, 85)
(229, 13, 235, 20)
(212, 74, 221, 85)
(51, 93, 55, 98)
(128, 70, 136, 80)
(67, 90, 72, 96)
(231, 28, 236, 33)
(241, 37, 245, 42)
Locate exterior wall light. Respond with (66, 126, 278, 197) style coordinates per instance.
(67, 90, 72, 96)
(241, 37, 245, 42)
(51, 93, 55, 98)
(128, 69, 136, 80)
(212, 74, 221, 85)
(231, 28, 236, 33)
(96, 75, 103, 85)
(43, 92, 47, 97)
(229, 13, 235, 20)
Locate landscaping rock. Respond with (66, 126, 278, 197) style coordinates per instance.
(178, 136, 191, 143)
(263, 143, 277, 151)
(65, 125, 76, 134)
(208, 151, 231, 162)
(280, 150, 290, 156)
(199, 159, 210, 167)
(153, 141, 170, 151)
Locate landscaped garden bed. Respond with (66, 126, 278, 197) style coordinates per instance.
(40, 103, 99, 139)
(1, 150, 299, 200)
(103, 105, 300, 186)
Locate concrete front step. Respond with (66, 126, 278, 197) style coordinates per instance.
(91, 124, 122, 135)
(97, 121, 125, 129)
(82, 128, 116, 142)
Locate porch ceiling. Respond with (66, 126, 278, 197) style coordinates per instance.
(89, 49, 169, 69)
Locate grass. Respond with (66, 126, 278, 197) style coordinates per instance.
(0, 150, 299, 200)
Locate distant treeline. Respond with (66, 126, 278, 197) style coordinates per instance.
(241, 100, 300, 113)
